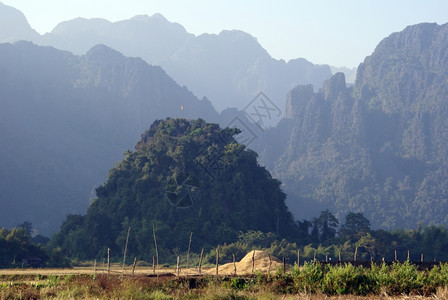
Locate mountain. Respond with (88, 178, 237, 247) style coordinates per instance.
(0, 2, 39, 42)
(52, 118, 297, 259)
(0, 41, 218, 235)
(0, 2, 333, 118)
(254, 22, 448, 229)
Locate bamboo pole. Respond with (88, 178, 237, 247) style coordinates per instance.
(122, 227, 131, 279)
(198, 249, 204, 275)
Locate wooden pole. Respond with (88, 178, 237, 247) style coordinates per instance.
(233, 254, 237, 276)
(338, 251, 341, 263)
(187, 232, 193, 272)
(198, 249, 204, 275)
(354, 247, 358, 262)
(252, 251, 255, 274)
(216, 248, 219, 276)
(297, 249, 300, 267)
(394, 249, 397, 261)
(107, 248, 111, 276)
(325, 254, 328, 263)
(152, 225, 159, 271)
(152, 256, 156, 275)
(421, 253, 424, 263)
(313, 252, 316, 264)
(268, 254, 272, 275)
(283, 257, 286, 275)
(122, 227, 131, 279)
(93, 259, 97, 279)
(407, 250, 410, 261)
(132, 257, 137, 277)
(176, 256, 180, 276)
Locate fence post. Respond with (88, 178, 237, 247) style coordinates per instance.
(152, 256, 155, 275)
(283, 257, 286, 275)
(216, 248, 219, 276)
(251, 251, 255, 274)
(198, 249, 204, 275)
(107, 248, 111, 276)
(122, 227, 131, 279)
(93, 259, 97, 279)
(187, 232, 193, 273)
(132, 257, 137, 277)
(268, 254, 272, 275)
(233, 254, 237, 276)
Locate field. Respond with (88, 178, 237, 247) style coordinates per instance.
(2, 253, 448, 300)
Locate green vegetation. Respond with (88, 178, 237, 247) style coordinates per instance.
(51, 118, 297, 262)
(2, 262, 448, 298)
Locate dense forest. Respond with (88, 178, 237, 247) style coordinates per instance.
(2, 118, 448, 268)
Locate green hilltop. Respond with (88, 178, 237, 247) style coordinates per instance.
(52, 118, 297, 260)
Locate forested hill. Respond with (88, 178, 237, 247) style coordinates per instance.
(254, 22, 448, 229)
(0, 42, 218, 235)
(52, 118, 297, 259)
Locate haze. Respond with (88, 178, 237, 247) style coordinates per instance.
(2, 0, 448, 68)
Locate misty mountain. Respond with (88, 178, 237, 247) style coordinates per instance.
(254, 22, 448, 229)
(0, 2, 39, 42)
(0, 41, 218, 235)
(0, 2, 333, 119)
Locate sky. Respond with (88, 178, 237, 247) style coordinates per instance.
(2, 0, 448, 68)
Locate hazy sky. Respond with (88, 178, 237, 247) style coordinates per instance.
(2, 0, 448, 68)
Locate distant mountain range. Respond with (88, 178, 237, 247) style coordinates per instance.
(0, 2, 346, 119)
(254, 22, 448, 229)
(0, 41, 218, 235)
(1, 1, 448, 234)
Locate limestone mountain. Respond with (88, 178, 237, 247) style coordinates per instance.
(0, 42, 218, 235)
(255, 22, 448, 229)
(52, 118, 297, 259)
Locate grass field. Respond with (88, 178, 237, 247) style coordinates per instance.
(2, 262, 448, 299)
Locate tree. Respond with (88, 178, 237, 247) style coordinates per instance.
(314, 210, 339, 243)
(340, 212, 370, 237)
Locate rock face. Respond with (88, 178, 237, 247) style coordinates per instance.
(0, 42, 218, 235)
(256, 23, 448, 229)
